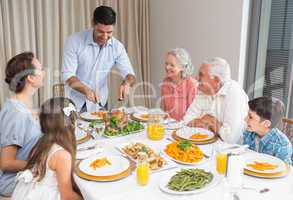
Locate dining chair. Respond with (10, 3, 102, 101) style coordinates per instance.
(52, 83, 65, 98)
(0, 196, 11, 200)
(280, 118, 293, 164)
(281, 118, 293, 142)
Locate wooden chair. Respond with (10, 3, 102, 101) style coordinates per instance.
(280, 118, 293, 163)
(0, 196, 11, 200)
(281, 118, 293, 142)
(52, 83, 65, 97)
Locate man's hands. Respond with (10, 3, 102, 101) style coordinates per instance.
(118, 74, 135, 101)
(66, 76, 99, 103)
(67, 74, 136, 103)
(187, 114, 223, 134)
(119, 81, 130, 101)
(85, 88, 99, 103)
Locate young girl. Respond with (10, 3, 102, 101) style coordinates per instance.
(12, 97, 83, 200)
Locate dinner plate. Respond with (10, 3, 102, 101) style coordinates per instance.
(132, 112, 149, 122)
(116, 141, 178, 172)
(164, 119, 183, 130)
(244, 164, 290, 179)
(161, 148, 208, 166)
(171, 131, 218, 145)
(175, 126, 215, 141)
(80, 111, 105, 121)
(244, 152, 287, 174)
(79, 155, 130, 177)
(159, 170, 221, 195)
(102, 124, 145, 138)
(132, 110, 167, 122)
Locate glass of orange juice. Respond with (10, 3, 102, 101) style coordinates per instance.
(216, 146, 228, 175)
(147, 110, 165, 140)
(136, 152, 150, 186)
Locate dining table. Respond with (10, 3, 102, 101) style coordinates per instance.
(74, 120, 293, 200)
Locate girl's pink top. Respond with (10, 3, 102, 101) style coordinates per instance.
(161, 76, 197, 121)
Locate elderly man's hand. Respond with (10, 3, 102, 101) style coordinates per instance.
(201, 114, 222, 134)
(187, 118, 209, 129)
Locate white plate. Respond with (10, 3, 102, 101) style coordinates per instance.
(161, 148, 208, 166)
(132, 109, 166, 121)
(125, 106, 148, 114)
(164, 119, 183, 130)
(116, 141, 178, 172)
(159, 170, 221, 195)
(80, 112, 104, 121)
(79, 155, 130, 177)
(132, 112, 149, 121)
(244, 152, 287, 174)
(102, 128, 144, 138)
(175, 127, 215, 141)
(75, 127, 88, 141)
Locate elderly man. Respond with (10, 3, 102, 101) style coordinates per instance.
(62, 6, 135, 112)
(183, 57, 248, 143)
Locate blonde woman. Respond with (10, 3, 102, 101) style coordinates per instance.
(161, 48, 197, 121)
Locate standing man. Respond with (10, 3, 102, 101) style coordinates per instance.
(62, 6, 135, 112)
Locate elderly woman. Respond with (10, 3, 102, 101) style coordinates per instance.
(161, 48, 197, 121)
(0, 52, 44, 197)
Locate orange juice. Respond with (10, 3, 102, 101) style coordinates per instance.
(216, 152, 228, 175)
(136, 162, 150, 186)
(147, 123, 165, 140)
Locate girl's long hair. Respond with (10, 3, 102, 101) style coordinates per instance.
(25, 97, 78, 191)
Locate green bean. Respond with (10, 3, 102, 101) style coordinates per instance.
(167, 169, 213, 191)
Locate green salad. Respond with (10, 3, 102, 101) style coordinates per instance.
(103, 116, 144, 137)
(167, 169, 213, 191)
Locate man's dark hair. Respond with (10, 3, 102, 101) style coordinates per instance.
(248, 97, 285, 128)
(93, 6, 116, 25)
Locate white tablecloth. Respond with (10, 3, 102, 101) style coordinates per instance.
(74, 130, 293, 200)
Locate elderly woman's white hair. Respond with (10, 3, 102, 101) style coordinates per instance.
(167, 48, 194, 78)
(203, 57, 231, 83)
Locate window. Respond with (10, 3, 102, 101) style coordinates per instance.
(246, 0, 293, 117)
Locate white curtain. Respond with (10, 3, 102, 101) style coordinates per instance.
(0, 0, 150, 109)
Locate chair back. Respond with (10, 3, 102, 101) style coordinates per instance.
(280, 118, 293, 164)
(281, 118, 293, 142)
(53, 83, 65, 97)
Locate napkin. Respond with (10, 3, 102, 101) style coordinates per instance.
(226, 154, 245, 189)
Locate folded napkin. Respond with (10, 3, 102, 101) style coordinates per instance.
(226, 154, 245, 189)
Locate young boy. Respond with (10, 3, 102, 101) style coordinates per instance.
(243, 97, 292, 165)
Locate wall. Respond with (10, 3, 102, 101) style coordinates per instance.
(149, 0, 250, 104)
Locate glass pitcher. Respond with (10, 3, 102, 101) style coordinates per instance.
(147, 109, 165, 140)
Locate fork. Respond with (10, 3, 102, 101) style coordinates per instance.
(77, 145, 96, 151)
(242, 186, 270, 193)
